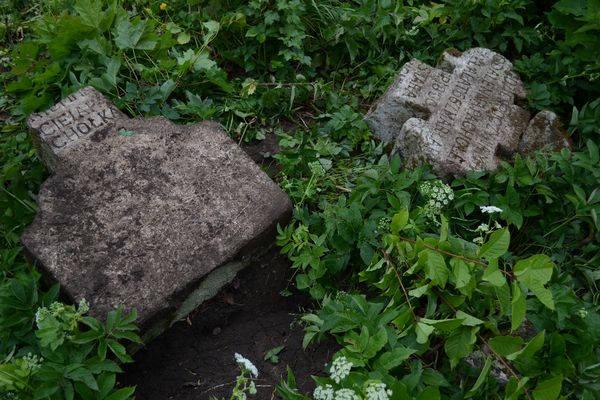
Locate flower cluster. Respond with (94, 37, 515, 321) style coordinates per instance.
(314, 384, 335, 400)
(234, 353, 259, 377)
(365, 382, 392, 400)
(330, 356, 352, 384)
(419, 180, 454, 218)
(22, 353, 43, 372)
(480, 205, 503, 214)
(376, 217, 391, 234)
(334, 388, 360, 400)
(308, 160, 326, 177)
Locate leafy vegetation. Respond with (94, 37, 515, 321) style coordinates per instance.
(1, 0, 599, 399)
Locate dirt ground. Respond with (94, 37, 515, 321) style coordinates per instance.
(121, 248, 336, 399)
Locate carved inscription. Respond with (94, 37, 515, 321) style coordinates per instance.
(28, 87, 122, 151)
(365, 48, 532, 176)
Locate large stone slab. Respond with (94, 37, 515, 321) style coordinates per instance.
(22, 87, 292, 339)
(366, 48, 569, 177)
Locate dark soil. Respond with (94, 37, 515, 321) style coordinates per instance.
(121, 248, 336, 399)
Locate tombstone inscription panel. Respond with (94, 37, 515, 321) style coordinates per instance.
(23, 87, 292, 338)
(366, 48, 569, 177)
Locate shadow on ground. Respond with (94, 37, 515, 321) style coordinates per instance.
(122, 249, 335, 399)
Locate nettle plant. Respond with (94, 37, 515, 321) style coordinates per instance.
(277, 154, 600, 399)
(0, 274, 141, 400)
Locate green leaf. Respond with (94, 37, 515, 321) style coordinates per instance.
(444, 327, 477, 368)
(65, 367, 99, 391)
(507, 331, 545, 361)
(478, 228, 510, 260)
(264, 345, 285, 364)
(105, 386, 136, 400)
(202, 20, 220, 45)
(114, 17, 146, 50)
(505, 377, 530, 400)
(450, 259, 472, 289)
(488, 336, 524, 357)
(391, 209, 409, 233)
(421, 250, 449, 288)
(74, 0, 103, 29)
(465, 356, 492, 398)
(107, 339, 132, 363)
(374, 346, 416, 371)
(416, 321, 435, 344)
(420, 318, 463, 331)
(533, 375, 563, 400)
(456, 310, 484, 326)
(365, 327, 388, 359)
(511, 282, 527, 331)
(482, 259, 507, 287)
(177, 32, 191, 44)
(514, 254, 555, 310)
(514, 255, 554, 285)
(415, 386, 440, 400)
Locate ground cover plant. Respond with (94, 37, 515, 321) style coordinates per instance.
(1, 0, 599, 399)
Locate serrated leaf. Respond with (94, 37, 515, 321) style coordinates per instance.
(114, 17, 147, 50)
(479, 228, 510, 259)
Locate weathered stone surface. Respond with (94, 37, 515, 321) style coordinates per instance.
(365, 48, 568, 177)
(520, 110, 571, 153)
(22, 87, 292, 338)
(27, 87, 126, 173)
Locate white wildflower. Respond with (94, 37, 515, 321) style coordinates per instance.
(234, 353, 259, 377)
(314, 384, 335, 400)
(365, 382, 392, 400)
(334, 388, 360, 400)
(22, 353, 43, 372)
(475, 223, 490, 233)
(480, 205, 503, 214)
(330, 356, 352, 384)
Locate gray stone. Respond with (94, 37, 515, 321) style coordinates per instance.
(520, 110, 571, 153)
(365, 48, 569, 177)
(22, 87, 292, 339)
(27, 87, 127, 173)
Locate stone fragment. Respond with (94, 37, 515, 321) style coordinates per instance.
(22, 87, 292, 340)
(520, 110, 571, 153)
(365, 48, 569, 177)
(27, 87, 127, 173)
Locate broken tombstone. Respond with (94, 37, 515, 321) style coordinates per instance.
(365, 48, 570, 177)
(22, 87, 292, 341)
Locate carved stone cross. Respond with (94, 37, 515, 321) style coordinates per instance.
(366, 48, 569, 177)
